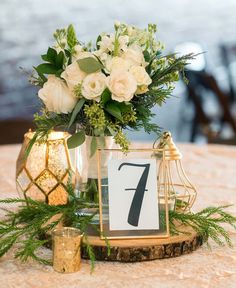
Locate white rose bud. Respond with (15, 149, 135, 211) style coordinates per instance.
(107, 71, 137, 102)
(82, 72, 107, 102)
(38, 75, 77, 114)
(122, 44, 147, 67)
(61, 61, 87, 91)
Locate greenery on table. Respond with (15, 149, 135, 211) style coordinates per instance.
(0, 176, 236, 269)
(0, 176, 105, 270)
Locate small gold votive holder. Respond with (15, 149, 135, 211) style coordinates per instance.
(52, 227, 83, 273)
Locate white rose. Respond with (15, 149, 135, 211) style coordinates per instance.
(105, 56, 130, 73)
(82, 72, 106, 102)
(122, 44, 147, 67)
(107, 71, 137, 102)
(61, 61, 87, 90)
(38, 75, 77, 114)
(129, 66, 152, 86)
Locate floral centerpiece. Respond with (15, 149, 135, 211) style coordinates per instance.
(29, 22, 194, 153)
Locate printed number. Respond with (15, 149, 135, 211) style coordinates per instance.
(118, 163, 150, 227)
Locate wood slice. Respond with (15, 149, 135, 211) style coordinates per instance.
(81, 228, 203, 262)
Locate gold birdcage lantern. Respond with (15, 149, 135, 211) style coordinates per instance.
(154, 132, 197, 212)
(16, 131, 75, 205)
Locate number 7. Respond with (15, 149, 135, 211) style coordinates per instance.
(118, 163, 150, 227)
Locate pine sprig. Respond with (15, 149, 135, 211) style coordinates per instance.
(151, 53, 197, 87)
(169, 206, 236, 247)
(0, 176, 101, 269)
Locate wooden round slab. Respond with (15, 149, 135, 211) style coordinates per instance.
(81, 229, 204, 262)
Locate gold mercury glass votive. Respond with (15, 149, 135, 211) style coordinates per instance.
(52, 227, 83, 273)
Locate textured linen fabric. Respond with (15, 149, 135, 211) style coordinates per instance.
(0, 143, 236, 288)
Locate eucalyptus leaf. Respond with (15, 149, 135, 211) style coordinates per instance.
(90, 136, 97, 157)
(67, 131, 85, 149)
(105, 102, 123, 121)
(77, 57, 103, 74)
(68, 98, 85, 128)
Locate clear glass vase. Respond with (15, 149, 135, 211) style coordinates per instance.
(74, 135, 114, 235)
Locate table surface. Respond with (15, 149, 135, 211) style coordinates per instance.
(1, 143, 236, 288)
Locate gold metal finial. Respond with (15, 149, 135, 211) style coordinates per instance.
(154, 131, 182, 160)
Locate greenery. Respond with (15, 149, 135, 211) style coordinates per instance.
(169, 206, 236, 247)
(0, 174, 106, 271)
(0, 175, 236, 270)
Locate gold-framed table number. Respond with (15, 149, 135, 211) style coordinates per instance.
(97, 148, 170, 239)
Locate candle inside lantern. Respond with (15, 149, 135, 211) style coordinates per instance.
(52, 227, 83, 273)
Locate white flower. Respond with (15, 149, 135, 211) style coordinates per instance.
(122, 44, 147, 67)
(118, 35, 129, 52)
(61, 62, 87, 90)
(98, 34, 115, 52)
(82, 72, 106, 102)
(38, 75, 77, 114)
(129, 66, 152, 86)
(107, 71, 137, 102)
(105, 56, 130, 73)
(71, 44, 84, 61)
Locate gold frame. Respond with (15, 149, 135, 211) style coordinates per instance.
(97, 148, 170, 240)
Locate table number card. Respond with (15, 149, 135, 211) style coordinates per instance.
(108, 159, 159, 231)
(97, 148, 169, 239)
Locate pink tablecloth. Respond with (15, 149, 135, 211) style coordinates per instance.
(0, 143, 236, 288)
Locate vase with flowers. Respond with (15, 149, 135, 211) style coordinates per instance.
(28, 21, 194, 207)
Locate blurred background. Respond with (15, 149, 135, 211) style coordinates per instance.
(1, 0, 236, 145)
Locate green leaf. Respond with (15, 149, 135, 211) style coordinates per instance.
(90, 136, 97, 157)
(68, 98, 85, 128)
(46, 47, 57, 64)
(117, 102, 132, 113)
(77, 57, 103, 74)
(41, 54, 48, 61)
(67, 131, 85, 149)
(33, 66, 47, 82)
(143, 50, 151, 62)
(105, 102, 123, 121)
(67, 24, 77, 49)
(55, 51, 65, 69)
(101, 89, 111, 106)
(96, 35, 102, 49)
(35, 63, 58, 75)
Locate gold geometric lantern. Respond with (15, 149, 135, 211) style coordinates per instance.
(16, 131, 74, 205)
(154, 131, 197, 212)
